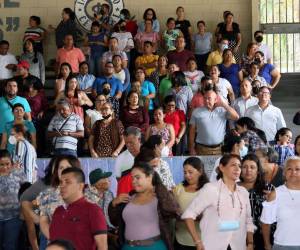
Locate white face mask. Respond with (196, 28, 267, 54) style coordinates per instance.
(8, 135, 17, 145)
(161, 146, 169, 157)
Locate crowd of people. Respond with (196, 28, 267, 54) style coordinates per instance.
(0, 3, 299, 250)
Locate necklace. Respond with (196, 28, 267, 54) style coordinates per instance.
(286, 186, 295, 201)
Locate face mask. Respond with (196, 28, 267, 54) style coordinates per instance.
(218, 220, 240, 232)
(239, 145, 248, 158)
(102, 88, 110, 95)
(120, 14, 125, 20)
(161, 146, 169, 157)
(8, 135, 17, 145)
(254, 58, 261, 64)
(255, 36, 263, 43)
(102, 114, 111, 120)
(219, 43, 228, 51)
(120, 26, 126, 31)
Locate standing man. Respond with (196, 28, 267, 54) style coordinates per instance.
(167, 36, 194, 72)
(189, 88, 239, 155)
(47, 99, 84, 157)
(50, 167, 107, 250)
(92, 62, 123, 99)
(0, 79, 31, 136)
(0, 40, 18, 95)
(245, 86, 286, 142)
(56, 34, 85, 73)
(233, 78, 258, 117)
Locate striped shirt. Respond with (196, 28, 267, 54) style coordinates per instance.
(48, 113, 84, 151)
(12, 139, 37, 183)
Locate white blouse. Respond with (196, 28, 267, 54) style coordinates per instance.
(260, 185, 300, 246)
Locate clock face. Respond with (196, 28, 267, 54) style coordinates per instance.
(74, 0, 124, 31)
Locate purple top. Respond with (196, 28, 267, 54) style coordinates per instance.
(122, 197, 160, 240)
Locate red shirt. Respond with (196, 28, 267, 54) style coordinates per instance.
(125, 20, 138, 37)
(117, 173, 133, 195)
(164, 110, 186, 137)
(166, 49, 194, 71)
(50, 197, 107, 250)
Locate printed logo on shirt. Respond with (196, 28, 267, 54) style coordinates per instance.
(74, 0, 124, 31)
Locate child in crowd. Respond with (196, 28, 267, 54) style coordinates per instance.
(135, 41, 159, 77)
(273, 127, 295, 167)
(162, 17, 182, 52)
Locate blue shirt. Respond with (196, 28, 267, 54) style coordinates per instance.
(259, 63, 275, 84)
(92, 76, 123, 96)
(0, 96, 31, 133)
(141, 80, 156, 110)
(138, 19, 160, 33)
(218, 63, 241, 94)
(77, 74, 96, 91)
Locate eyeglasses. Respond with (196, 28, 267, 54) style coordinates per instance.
(96, 99, 106, 103)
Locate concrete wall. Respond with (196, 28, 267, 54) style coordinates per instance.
(0, 0, 253, 63)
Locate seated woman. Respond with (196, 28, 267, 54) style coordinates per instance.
(76, 61, 95, 94)
(145, 107, 175, 156)
(55, 74, 93, 121)
(109, 163, 180, 250)
(88, 102, 125, 158)
(120, 91, 149, 134)
(163, 95, 186, 156)
(54, 62, 72, 98)
(184, 57, 205, 95)
(261, 157, 300, 250)
(173, 157, 209, 249)
(0, 103, 36, 154)
(218, 48, 243, 97)
(254, 51, 281, 89)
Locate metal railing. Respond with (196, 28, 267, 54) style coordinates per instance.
(260, 0, 300, 72)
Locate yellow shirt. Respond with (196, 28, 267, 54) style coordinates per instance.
(173, 183, 200, 246)
(135, 54, 159, 76)
(206, 50, 236, 66)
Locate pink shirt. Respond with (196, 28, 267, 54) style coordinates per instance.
(182, 179, 255, 250)
(56, 47, 85, 73)
(134, 31, 160, 53)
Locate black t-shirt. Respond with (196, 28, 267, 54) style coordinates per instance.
(218, 22, 240, 42)
(175, 20, 191, 47)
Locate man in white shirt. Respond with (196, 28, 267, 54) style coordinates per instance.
(254, 30, 272, 64)
(245, 86, 286, 142)
(233, 78, 258, 117)
(114, 126, 141, 178)
(189, 88, 239, 155)
(0, 40, 17, 80)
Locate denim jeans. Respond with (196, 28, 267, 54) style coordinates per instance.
(273, 244, 300, 250)
(54, 148, 77, 157)
(0, 217, 22, 250)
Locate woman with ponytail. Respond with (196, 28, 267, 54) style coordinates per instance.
(109, 162, 180, 250)
(20, 39, 45, 84)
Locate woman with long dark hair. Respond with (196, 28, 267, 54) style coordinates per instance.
(20, 39, 45, 84)
(239, 154, 266, 250)
(55, 74, 93, 120)
(137, 8, 160, 33)
(109, 163, 180, 250)
(173, 157, 209, 250)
